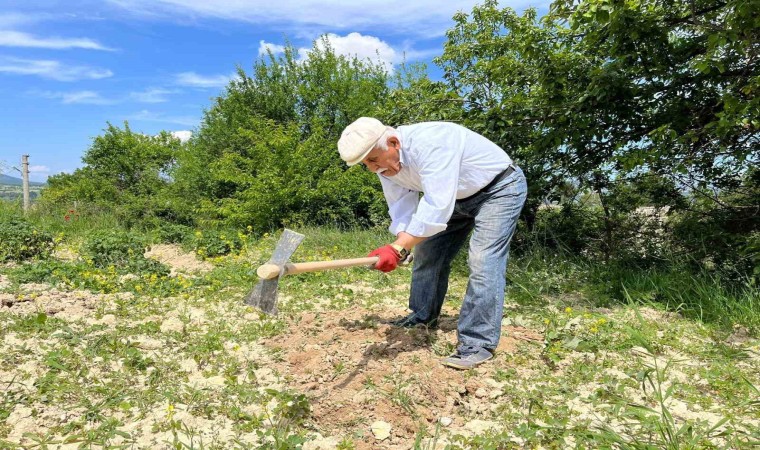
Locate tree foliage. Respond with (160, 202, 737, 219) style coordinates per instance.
(36, 5, 757, 279)
(171, 39, 390, 230)
(432, 0, 757, 276)
(40, 123, 181, 226)
(435, 0, 758, 203)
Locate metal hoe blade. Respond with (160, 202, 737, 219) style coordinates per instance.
(244, 229, 305, 315)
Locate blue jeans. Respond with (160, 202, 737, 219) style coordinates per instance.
(409, 167, 527, 350)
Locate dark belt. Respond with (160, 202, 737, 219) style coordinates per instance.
(459, 165, 516, 202)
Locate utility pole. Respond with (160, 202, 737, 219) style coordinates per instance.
(22, 154, 30, 214)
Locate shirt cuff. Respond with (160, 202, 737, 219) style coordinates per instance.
(405, 216, 447, 238)
(389, 219, 410, 236)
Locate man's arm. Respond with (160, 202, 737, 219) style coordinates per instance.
(393, 231, 425, 251)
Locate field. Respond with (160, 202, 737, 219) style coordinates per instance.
(0, 227, 758, 449)
(0, 184, 43, 203)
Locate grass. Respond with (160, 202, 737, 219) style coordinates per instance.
(508, 244, 760, 335)
(1, 211, 758, 448)
(602, 267, 760, 334)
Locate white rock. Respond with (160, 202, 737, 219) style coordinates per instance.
(133, 337, 162, 350)
(160, 317, 184, 333)
(439, 416, 453, 426)
(419, 437, 450, 450)
(302, 435, 339, 450)
(631, 346, 652, 357)
(464, 419, 498, 435)
(99, 314, 117, 325)
(371, 420, 392, 440)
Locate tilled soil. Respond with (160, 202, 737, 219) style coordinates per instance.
(265, 307, 543, 448)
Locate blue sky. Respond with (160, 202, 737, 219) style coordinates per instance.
(0, 0, 543, 182)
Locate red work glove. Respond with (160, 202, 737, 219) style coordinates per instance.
(368, 244, 402, 273)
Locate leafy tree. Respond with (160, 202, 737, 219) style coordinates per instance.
(434, 0, 757, 273)
(171, 38, 390, 231)
(40, 122, 182, 225)
(436, 0, 758, 204)
(435, 3, 592, 228)
(381, 62, 466, 125)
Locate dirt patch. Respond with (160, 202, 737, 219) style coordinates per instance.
(144, 244, 212, 275)
(265, 306, 542, 448)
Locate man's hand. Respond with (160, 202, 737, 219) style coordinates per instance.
(368, 245, 402, 272)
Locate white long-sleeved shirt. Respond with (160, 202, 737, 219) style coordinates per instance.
(379, 122, 512, 238)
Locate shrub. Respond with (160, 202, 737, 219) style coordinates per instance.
(0, 217, 55, 262)
(155, 223, 193, 244)
(670, 170, 760, 283)
(187, 229, 243, 258)
(82, 230, 145, 267)
(532, 203, 603, 256)
(81, 230, 169, 276)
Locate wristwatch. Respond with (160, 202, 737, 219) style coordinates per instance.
(390, 243, 409, 260)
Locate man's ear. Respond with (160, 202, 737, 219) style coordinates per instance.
(387, 136, 400, 149)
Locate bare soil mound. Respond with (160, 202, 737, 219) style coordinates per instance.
(265, 306, 543, 448)
(145, 244, 212, 274)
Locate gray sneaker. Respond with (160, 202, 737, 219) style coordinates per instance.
(441, 346, 493, 370)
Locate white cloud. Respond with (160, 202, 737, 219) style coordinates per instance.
(130, 87, 176, 103)
(0, 30, 114, 50)
(171, 130, 192, 143)
(106, 0, 496, 38)
(34, 90, 114, 104)
(129, 110, 199, 127)
(0, 57, 112, 81)
(0, 12, 42, 28)
(28, 165, 50, 173)
(65, 91, 112, 104)
(260, 33, 439, 72)
(302, 32, 397, 73)
(175, 71, 235, 88)
(258, 40, 286, 57)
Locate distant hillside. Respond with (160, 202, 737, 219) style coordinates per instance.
(0, 173, 46, 186)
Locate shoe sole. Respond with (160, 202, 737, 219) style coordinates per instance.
(441, 354, 492, 370)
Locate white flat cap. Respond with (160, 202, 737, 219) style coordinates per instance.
(338, 117, 386, 166)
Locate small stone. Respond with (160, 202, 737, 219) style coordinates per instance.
(99, 314, 117, 325)
(302, 435, 339, 450)
(133, 337, 162, 350)
(475, 388, 488, 398)
(420, 437, 451, 450)
(371, 420, 391, 441)
(352, 391, 370, 403)
(160, 317, 184, 333)
(439, 416, 453, 427)
(464, 419, 498, 435)
(631, 346, 652, 357)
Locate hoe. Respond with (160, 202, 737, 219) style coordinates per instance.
(244, 229, 387, 315)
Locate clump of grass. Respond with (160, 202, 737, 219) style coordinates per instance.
(596, 264, 760, 334)
(508, 246, 758, 335)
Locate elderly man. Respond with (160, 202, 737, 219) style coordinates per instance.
(337, 117, 527, 369)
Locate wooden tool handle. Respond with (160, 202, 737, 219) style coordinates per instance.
(257, 256, 379, 279)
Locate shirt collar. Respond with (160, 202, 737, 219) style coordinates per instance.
(397, 128, 408, 167)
